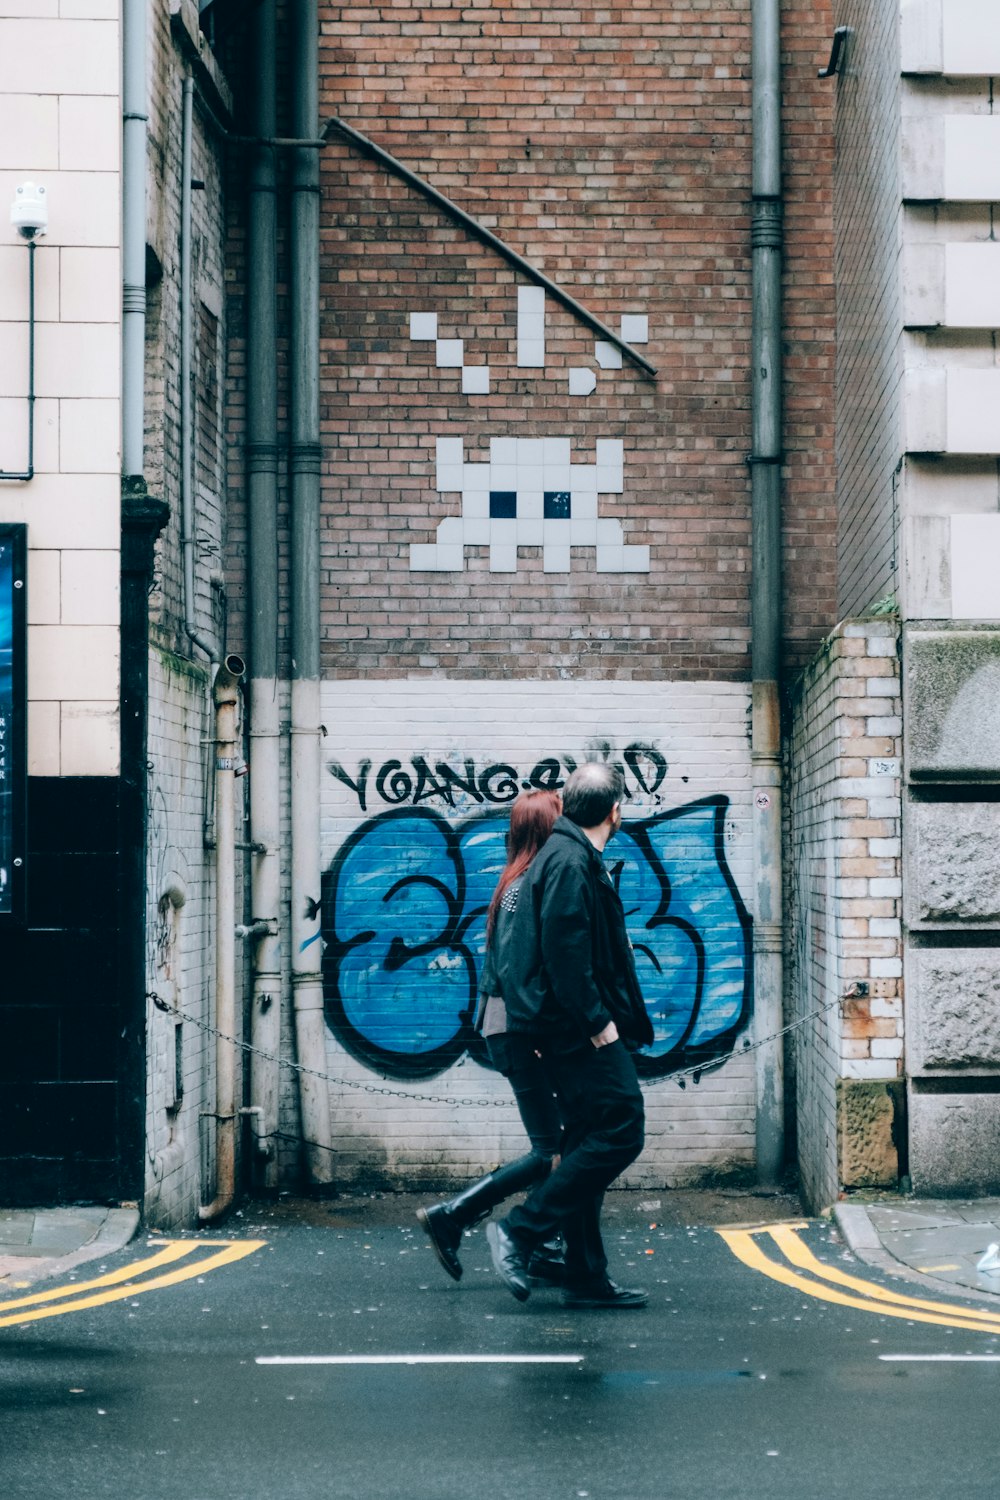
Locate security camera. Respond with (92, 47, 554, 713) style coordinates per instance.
(10, 181, 48, 239)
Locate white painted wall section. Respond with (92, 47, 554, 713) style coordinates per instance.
(902, 117, 1000, 201)
(318, 679, 755, 1189)
(902, 0, 1000, 76)
(906, 369, 1000, 455)
(951, 514, 1000, 619)
(904, 244, 1000, 329)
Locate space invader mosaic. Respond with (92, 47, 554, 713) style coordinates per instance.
(409, 436, 650, 574)
(407, 286, 651, 574)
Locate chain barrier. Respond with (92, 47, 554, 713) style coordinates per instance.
(149, 991, 842, 1107)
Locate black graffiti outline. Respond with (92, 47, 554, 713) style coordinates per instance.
(321, 805, 478, 1079)
(326, 743, 669, 814)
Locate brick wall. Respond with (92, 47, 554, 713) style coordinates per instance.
(213, 2, 842, 1192)
(219, 0, 837, 681)
(144, 647, 218, 1226)
(319, 678, 755, 1187)
(141, 5, 239, 1226)
(833, 0, 903, 618)
(146, 0, 230, 660)
(787, 619, 903, 1210)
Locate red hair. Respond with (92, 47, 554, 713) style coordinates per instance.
(486, 789, 561, 944)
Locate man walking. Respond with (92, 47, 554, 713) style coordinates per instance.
(486, 762, 654, 1309)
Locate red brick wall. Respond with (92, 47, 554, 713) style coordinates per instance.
(224, 0, 836, 680)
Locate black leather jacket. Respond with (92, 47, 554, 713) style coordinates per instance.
(501, 816, 653, 1050)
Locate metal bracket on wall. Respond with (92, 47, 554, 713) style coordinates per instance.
(322, 116, 658, 382)
(818, 26, 850, 79)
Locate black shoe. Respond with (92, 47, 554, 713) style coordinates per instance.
(527, 1248, 566, 1287)
(486, 1221, 531, 1302)
(562, 1278, 648, 1310)
(416, 1204, 463, 1282)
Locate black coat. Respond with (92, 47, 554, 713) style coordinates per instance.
(501, 816, 654, 1050)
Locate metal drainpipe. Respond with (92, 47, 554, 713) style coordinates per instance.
(246, 0, 282, 1188)
(122, 0, 147, 479)
(200, 654, 247, 1222)
(289, 0, 334, 1186)
(750, 0, 786, 1188)
(181, 75, 218, 663)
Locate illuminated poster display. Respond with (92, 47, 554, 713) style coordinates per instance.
(0, 524, 25, 922)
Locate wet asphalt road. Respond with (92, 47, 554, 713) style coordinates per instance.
(2, 1193, 1000, 1499)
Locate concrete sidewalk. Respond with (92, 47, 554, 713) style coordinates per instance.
(834, 1195, 1000, 1303)
(0, 1206, 139, 1288)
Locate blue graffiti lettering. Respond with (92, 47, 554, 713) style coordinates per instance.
(321, 797, 751, 1081)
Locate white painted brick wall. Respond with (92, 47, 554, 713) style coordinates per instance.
(787, 621, 903, 1210)
(318, 678, 755, 1189)
(144, 646, 248, 1228)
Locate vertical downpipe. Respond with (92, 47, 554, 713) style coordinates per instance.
(751, 0, 786, 1187)
(122, 0, 147, 480)
(289, 0, 334, 1186)
(246, 0, 282, 1189)
(200, 655, 247, 1221)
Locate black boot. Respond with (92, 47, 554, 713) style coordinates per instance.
(527, 1234, 566, 1287)
(416, 1153, 551, 1282)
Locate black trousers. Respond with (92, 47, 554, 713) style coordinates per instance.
(486, 1032, 563, 1160)
(502, 1038, 645, 1287)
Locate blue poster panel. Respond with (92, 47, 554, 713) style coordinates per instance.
(0, 524, 26, 922)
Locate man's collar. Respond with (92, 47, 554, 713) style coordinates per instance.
(553, 815, 603, 859)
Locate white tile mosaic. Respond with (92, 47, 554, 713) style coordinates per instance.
(620, 314, 649, 344)
(436, 339, 464, 368)
(461, 365, 490, 394)
(409, 312, 438, 340)
(595, 341, 623, 370)
(569, 368, 597, 396)
(410, 436, 647, 574)
(543, 545, 572, 573)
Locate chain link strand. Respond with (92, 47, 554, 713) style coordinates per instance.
(149, 993, 841, 1108)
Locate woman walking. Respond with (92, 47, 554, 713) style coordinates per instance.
(417, 789, 563, 1282)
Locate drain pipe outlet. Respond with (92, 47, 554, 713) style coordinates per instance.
(199, 653, 246, 1223)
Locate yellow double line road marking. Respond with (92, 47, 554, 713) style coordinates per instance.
(719, 1222, 1000, 1336)
(0, 1239, 265, 1329)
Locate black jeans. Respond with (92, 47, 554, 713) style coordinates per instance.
(486, 1032, 563, 1160)
(502, 1038, 645, 1287)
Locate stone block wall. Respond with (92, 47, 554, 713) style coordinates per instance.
(787, 619, 904, 1211)
(0, 2, 123, 777)
(902, 624, 1000, 1192)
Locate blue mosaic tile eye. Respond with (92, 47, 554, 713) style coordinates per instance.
(489, 491, 517, 518)
(544, 491, 571, 520)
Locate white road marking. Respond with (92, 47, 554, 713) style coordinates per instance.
(879, 1354, 1000, 1363)
(256, 1354, 584, 1366)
